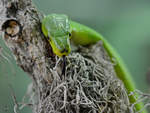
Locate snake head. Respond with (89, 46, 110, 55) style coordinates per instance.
(42, 14, 71, 57)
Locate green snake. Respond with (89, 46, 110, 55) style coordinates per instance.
(41, 14, 146, 113)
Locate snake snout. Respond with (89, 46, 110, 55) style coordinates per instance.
(61, 48, 69, 53)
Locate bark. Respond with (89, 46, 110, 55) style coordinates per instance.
(0, 0, 131, 113)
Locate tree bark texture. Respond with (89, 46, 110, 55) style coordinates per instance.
(0, 0, 131, 113)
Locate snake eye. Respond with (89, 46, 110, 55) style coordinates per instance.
(69, 32, 72, 37)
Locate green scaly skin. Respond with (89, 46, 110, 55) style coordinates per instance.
(71, 21, 146, 113)
(42, 14, 147, 113)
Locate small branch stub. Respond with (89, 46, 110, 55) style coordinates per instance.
(2, 19, 22, 37)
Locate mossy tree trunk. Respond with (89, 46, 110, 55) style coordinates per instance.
(0, 0, 131, 113)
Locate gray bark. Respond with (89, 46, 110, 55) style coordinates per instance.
(0, 0, 131, 113)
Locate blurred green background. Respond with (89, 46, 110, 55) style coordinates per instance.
(0, 0, 150, 113)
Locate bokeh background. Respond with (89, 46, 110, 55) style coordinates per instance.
(0, 0, 150, 112)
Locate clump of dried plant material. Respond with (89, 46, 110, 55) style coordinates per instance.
(0, 0, 141, 113)
(29, 43, 131, 113)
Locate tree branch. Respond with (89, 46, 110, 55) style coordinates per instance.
(0, 0, 131, 113)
